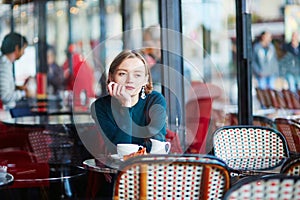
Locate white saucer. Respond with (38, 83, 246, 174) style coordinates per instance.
(110, 154, 123, 161)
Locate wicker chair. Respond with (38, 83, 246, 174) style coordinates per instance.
(212, 126, 289, 173)
(255, 88, 272, 108)
(274, 118, 300, 157)
(282, 89, 300, 109)
(281, 157, 300, 175)
(113, 154, 230, 200)
(223, 174, 300, 200)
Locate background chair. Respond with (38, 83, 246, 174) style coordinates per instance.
(274, 117, 300, 157)
(28, 130, 74, 164)
(223, 174, 300, 200)
(212, 126, 289, 173)
(113, 154, 230, 200)
(256, 88, 270, 108)
(282, 89, 300, 109)
(0, 132, 32, 152)
(185, 82, 222, 154)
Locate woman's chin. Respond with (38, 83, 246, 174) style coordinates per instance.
(127, 92, 139, 98)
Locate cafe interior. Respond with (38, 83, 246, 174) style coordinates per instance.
(1, 0, 300, 199)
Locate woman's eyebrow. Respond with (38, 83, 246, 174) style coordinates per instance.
(116, 68, 144, 73)
(116, 69, 128, 72)
(133, 70, 144, 73)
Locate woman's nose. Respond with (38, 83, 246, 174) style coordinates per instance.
(126, 74, 134, 82)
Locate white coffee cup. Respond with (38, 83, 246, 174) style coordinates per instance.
(117, 144, 143, 157)
(150, 139, 171, 154)
(0, 165, 7, 178)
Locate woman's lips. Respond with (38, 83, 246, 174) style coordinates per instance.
(125, 86, 135, 90)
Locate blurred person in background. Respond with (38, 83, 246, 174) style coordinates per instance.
(47, 45, 64, 96)
(63, 43, 95, 107)
(141, 25, 162, 92)
(282, 31, 300, 92)
(252, 31, 279, 89)
(0, 32, 32, 110)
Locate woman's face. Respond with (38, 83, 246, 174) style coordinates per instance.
(111, 57, 148, 97)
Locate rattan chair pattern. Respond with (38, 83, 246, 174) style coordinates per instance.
(212, 126, 289, 171)
(28, 130, 74, 164)
(281, 157, 300, 175)
(255, 88, 272, 108)
(282, 89, 300, 109)
(223, 174, 300, 200)
(113, 154, 230, 200)
(256, 88, 266, 108)
(274, 89, 287, 108)
(274, 118, 300, 157)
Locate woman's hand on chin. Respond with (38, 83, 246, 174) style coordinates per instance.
(108, 82, 131, 107)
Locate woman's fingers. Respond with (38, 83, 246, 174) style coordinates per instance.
(108, 82, 131, 106)
(116, 84, 123, 97)
(108, 82, 126, 97)
(107, 82, 115, 96)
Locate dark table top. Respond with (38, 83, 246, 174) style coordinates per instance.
(11, 97, 90, 118)
(2, 163, 86, 190)
(1, 113, 94, 128)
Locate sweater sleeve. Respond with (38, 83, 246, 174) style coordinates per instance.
(133, 91, 167, 141)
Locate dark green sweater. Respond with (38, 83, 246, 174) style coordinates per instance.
(91, 91, 167, 152)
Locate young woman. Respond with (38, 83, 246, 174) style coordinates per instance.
(91, 49, 167, 153)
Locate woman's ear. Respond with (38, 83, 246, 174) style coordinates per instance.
(108, 73, 113, 82)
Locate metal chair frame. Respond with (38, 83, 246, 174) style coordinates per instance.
(281, 157, 300, 175)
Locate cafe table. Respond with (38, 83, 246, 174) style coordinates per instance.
(1, 164, 87, 199)
(83, 155, 123, 199)
(10, 95, 91, 118)
(1, 113, 94, 128)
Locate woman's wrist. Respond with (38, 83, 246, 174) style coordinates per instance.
(121, 101, 131, 107)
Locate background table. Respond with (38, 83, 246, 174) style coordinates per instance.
(1, 113, 93, 128)
(83, 156, 119, 199)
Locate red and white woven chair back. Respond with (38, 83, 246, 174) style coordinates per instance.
(113, 155, 230, 200)
(213, 126, 289, 170)
(275, 118, 300, 156)
(224, 175, 300, 200)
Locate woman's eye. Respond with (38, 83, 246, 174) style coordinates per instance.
(135, 74, 142, 78)
(118, 72, 126, 76)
